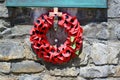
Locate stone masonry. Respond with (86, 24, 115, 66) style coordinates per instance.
(0, 0, 120, 80)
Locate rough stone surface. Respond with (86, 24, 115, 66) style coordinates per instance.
(11, 25, 33, 36)
(19, 74, 42, 80)
(90, 42, 108, 65)
(108, 0, 120, 17)
(0, 62, 11, 73)
(1, 28, 12, 35)
(0, 40, 25, 60)
(0, 3, 8, 17)
(41, 74, 60, 80)
(77, 77, 86, 80)
(94, 78, 120, 80)
(0, 20, 7, 32)
(60, 77, 77, 80)
(71, 41, 91, 66)
(41, 73, 76, 80)
(83, 22, 111, 40)
(107, 41, 120, 64)
(23, 38, 37, 60)
(108, 19, 120, 40)
(0, 39, 37, 60)
(0, 75, 17, 80)
(83, 23, 97, 38)
(49, 67, 79, 77)
(97, 22, 109, 29)
(114, 25, 120, 40)
(0, 27, 6, 32)
(80, 65, 115, 78)
(90, 41, 120, 65)
(0, 19, 10, 28)
(0, 33, 3, 38)
(113, 65, 120, 77)
(96, 29, 110, 40)
(11, 60, 45, 73)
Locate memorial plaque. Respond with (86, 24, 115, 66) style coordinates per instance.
(6, 0, 107, 8)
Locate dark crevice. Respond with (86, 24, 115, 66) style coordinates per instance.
(7, 8, 107, 26)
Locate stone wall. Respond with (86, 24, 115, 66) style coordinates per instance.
(0, 0, 120, 80)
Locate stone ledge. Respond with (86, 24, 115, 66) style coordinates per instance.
(0, 40, 25, 61)
(11, 60, 45, 73)
(19, 74, 42, 80)
(0, 39, 37, 61)
(49, 67, 79, 77)
(0, 75, 17, 80)
(79, 65, 115, 78)
(11, 25, 33, 36)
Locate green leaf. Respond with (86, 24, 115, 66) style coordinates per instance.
(75, 50, 80, 55)
(70, 36, 75, 42)
(71, 43, 76, 49)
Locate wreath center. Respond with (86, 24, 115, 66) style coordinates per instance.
(46, 26, 68, 47)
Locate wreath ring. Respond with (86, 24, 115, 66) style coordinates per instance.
(30, 12, 83, 64)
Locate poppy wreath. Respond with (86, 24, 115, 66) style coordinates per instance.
(30, 12, 83, 64)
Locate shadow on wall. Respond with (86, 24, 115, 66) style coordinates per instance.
(7, 7, 107, 26)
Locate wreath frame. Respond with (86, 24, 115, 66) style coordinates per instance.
(30, 12, 83, 64)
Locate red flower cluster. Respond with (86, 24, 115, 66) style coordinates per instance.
(30, 12, 83, 64)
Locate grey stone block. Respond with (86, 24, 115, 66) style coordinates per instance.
(0, 40, 25, 60)
(49, 67, 79, 77)
(11, 25, 33, 36)
(19, 75, 42, 80)
(0, 75, 17, 80)
(0, 3, 8, 17)
(108, 19, 120, 40)
(96, 29, 110, 40)
(115, 26, 120, 40)
(11, 60, 45, 73)
(90, 41, 120, 65)
(83, 23, 98, 38)
(80, 65, 115, 78)
(108, 0, 120, 17)
(71, 41, 91, 66)
(0, 62, 11, 73)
